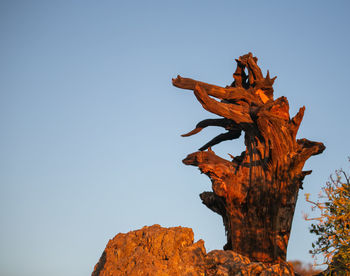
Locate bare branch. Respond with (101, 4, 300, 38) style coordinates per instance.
(172, 75, 262, 105)
(181, 118, 237, 137)
(193, 84, 253, 124)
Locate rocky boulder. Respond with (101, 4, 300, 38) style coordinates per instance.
(92, 225, 295, 276)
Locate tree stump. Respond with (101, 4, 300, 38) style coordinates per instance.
(172, 53, 325, 264)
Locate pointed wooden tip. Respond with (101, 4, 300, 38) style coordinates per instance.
(228, 153, 234, 160)
(181, 127, 203, 137)
(265, 71, 277, 84)
(172, 75, 181, 85)
(266, 70, 270, 79)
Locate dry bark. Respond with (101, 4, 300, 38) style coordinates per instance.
(172, 53, 325, 264)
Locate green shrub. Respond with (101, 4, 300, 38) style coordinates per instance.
(304, 161, 350, 274)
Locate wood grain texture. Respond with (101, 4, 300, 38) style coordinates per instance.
(173, 53, 325, 264)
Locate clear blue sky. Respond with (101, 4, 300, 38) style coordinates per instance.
(1, 1, 349, 275)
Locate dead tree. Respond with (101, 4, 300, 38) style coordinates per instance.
(172, 53, 325, 264)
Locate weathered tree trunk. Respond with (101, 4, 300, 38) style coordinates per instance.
(172, 53, 325, 264)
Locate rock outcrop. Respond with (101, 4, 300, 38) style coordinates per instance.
(92, 225, 295, 276)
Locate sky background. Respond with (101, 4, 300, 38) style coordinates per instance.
(1, 1, 349, 275)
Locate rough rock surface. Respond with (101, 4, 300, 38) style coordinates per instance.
(92, 225, 206, 276)
(93, 225, 295, 276)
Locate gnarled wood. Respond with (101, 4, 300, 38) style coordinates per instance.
(173, 53, 325, 264)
